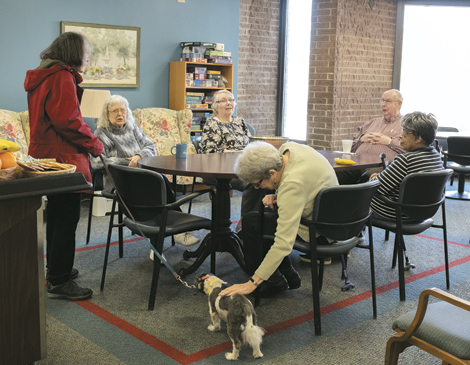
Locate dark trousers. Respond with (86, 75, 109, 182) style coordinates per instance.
(242, 210, 296, 277)
(46, 193, 81, 286)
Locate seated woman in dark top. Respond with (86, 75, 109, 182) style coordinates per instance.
(199, 90, 262, 229)
(369, 111, 444, 220)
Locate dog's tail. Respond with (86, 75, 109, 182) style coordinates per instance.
(242, 315, 265, 347)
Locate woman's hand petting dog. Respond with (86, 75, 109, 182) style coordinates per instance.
(219, 275, 263, 296)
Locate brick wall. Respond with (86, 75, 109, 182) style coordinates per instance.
(237, 0, 280, 136)
(307, 0, 398, 150)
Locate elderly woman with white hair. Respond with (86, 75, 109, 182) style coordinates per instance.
(199, 89, 250, 154)
(91, 94, 199, 246)
(219, 141, 338, 297)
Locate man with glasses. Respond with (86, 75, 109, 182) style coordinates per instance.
(337, 89, 405, 185)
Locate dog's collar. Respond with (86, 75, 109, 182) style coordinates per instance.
(207, 277, 222, 287)
(205, 277, 222, 294)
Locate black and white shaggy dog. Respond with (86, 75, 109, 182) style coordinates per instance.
(195, 273, 265, 360)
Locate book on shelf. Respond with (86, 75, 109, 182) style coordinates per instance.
(186, 104, 209, 109)
(185, 97, 204, 104)
(206, 74, 222, 80)
(207, 70, 221, 75)
(187, 66, 207, 74)
(192, 111, 210, 117)
(194, 73, 206, 80)
(206, 58, 233, 64)
(182, 46, 207, 54)
(180, 42, 218, 48)
(207, 55, 232, 60)
(181, 58, 207, 63)
(186, 73, 194, 80)
(182, 53, 205, 59)
(187, 92, 205, 96)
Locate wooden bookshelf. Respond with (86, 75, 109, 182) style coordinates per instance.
(169, 61, 233, 112)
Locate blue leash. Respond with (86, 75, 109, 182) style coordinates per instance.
(99, 156, 195, 289)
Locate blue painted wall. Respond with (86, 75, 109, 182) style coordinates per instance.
(0, 0, 240, 115)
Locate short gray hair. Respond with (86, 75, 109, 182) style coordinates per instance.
(212, 89, 236, 116)
(235, 141, 283, 182)
(401, 112, 438, 146)
(96, 94, 135, 130)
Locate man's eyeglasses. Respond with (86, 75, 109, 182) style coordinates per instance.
(381, 99, 398, 104)
(253, 179, 263, 188)
(109, 108, 126, 115)
(216, 98, 235, 104)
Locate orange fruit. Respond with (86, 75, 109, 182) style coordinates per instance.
(0, 152, 17, 169)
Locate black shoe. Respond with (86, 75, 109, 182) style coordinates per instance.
(256, 276, 288, 298)
(282, 270, 301, 289)
(47, 280, 93, 301)
(46, 268, 79, 282)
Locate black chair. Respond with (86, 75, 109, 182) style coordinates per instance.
(257, 180, 381, 335)
(85, 166, 104, 244)
(100, 164, 214, 310)
(371, 169, 453, 302)
(435, 126, 459, 153)
(443, 136, 470, 201)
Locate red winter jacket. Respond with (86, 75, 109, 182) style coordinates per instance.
(24, 63, 103, 182)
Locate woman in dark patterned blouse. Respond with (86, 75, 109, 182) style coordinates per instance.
(199, 89, 250, 153)
(199, 90, 261, 231)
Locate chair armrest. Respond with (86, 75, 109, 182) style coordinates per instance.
(393, 288, 470, 342)
(167, 188, 214, 210)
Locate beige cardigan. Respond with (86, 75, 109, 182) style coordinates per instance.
(255, 142, 338, 281)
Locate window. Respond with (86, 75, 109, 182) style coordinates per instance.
(399, 4, 470, 133)
(282, 0, 312, 141)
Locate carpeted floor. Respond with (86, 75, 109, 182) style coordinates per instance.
(37, 181, 470, 365)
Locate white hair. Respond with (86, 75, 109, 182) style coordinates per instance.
(96, 94, 135, 130)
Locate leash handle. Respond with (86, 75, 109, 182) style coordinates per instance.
(98, 155, 194, 286)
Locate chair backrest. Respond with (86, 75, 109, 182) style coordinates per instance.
(107, 164, 167, 221)
(311, 180, 380, 241)
(398, 169, 453, 221)
(437, 126, 459, 132)
(246, 122, 256, 137)
(447, 136, 470, 166)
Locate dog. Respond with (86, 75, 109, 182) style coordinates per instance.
(195, 273, 265, 360)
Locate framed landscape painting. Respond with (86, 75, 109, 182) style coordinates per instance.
(60, 21, 140, 88)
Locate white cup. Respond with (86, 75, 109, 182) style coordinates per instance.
(342, 140, 353, 153)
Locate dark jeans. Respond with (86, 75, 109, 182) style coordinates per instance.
(46, 193, 81, 286)
(242, 210, 297, 277)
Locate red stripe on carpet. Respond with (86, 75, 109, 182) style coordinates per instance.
(74, 253, 470, 364)
(76, 300, 189, 364)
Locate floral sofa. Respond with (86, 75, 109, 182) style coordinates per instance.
(132, 107, 196, 186)
(0, 107, 196, 187)
(0, 109, 30, 161)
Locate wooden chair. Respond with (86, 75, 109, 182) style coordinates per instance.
(385, 288, 470, 364)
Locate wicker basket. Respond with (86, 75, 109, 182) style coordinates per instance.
(20, 159, 76, 179)
(0, 166, 17, 181)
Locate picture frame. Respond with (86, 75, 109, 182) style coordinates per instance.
(60, 21, 140, 88)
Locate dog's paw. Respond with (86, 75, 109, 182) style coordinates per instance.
(253, 350, 263, 358)
(225, 352, 239, 360)
(207, 325, 220, 332)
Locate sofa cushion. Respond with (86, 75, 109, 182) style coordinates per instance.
(0, 109, 29, 161)
(19, 111, 30, 146)
(133, 108, 196, 185)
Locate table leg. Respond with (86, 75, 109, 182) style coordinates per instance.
(179, 178, 245, 277)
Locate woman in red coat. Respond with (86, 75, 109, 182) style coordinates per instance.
(24, 32, 103, 301)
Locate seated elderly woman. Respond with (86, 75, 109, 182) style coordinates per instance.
(91, 94, 199, 246)
(219, 141, 338, 297)
(199, 89, 263, 227)
(369, 111, 444, 220)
